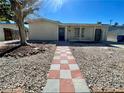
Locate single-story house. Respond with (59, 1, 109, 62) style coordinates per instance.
(0, 23, 29, 41)
(28, 18, 109, 42)
(107, 26, 124, 42)
(0, 23, 19, 41)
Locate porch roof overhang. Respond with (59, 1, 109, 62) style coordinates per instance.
(59, 23, 109, 27)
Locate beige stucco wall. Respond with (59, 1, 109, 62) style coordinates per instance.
(0, 27, 5, 41)
(0, 24, 18, 41)
(107, 26, 124, 42)
(67, 25, 108, 41)
(29, 21, 58, 40)
(95, 26, 108, 41)
(81, 27, 95, 41)
(107, 32, 117, 42)
(28, 19, 108, 41)
(67, 26, 95, 41)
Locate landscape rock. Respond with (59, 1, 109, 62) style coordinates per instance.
(0, 44, 56, 93)
(70, 43, 124, 92)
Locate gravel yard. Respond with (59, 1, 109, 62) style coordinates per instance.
(0, 43, 56, 93)
(0, 44, 17, 56)
(70, 43, 124, 92)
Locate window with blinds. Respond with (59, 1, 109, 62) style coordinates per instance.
(81, 28, 85, 37)
(74, 28, 80, 37)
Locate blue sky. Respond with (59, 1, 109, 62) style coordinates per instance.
(38, 0, 124, 25)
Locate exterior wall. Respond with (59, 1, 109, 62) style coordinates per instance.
(109, 26, 124, 35)
(67, 25, 108, 41)
(95, 26, 108, 41)
(107, 32, 117, 42)
(81, 27, 95, 41)
(102, 27, 108, 41)
(107, 26, 124, 42)
(29, 21, 58, 40)
(28, 19, 108, 41)
(0, 28, 5, 41)
(67, 26, 95, 41)
(0, 24, 18, 41)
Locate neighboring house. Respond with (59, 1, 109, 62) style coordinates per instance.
(28, 18, 109, 42)
(0, 23, 19, 41)
(0, 23, 29, 41)
(107, 26, 124, 42)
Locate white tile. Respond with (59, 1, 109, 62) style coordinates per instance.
(66, 52, 72, 54)
(69, 64, 79, 70)
(60, 70, 71, 79)
(56, 50, 60, 51)
(43, 79, 59, 93)
(72, 79, 91, 93)
(56, 48, 61, 50)
(61, 54, 67, 56)
(68, 56, 75, 59)
(55, 52, 61, 54)
(61, 50, 66, 52)
(53, 56, 60, 59)
(50, 64, 60, 70)
(60, 60, 68, 64)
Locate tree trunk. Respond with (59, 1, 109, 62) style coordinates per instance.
(9, 0, 29, 46)
(18, 22, 28, 46)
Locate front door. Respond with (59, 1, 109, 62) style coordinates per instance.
(95, 29, 102, 41)
(4, 28, 13, 40)
(59, 28, 65, 41)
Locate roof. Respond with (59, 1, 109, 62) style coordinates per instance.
(0, 22, 16, 25)
(27, 18, 61, 24)
(59, 23, 109, 27)
(28, 17, 109, 27)
(0, 22, 29, 29)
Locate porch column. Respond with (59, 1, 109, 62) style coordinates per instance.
(94, 26, 96, 41)
(65, 26, 68, 41)
(79, 27, 82, 41)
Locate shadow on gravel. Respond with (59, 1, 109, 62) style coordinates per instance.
(56, 41, 120, 48)
(0, 40, 21, 57)
(70, 43, 119, 48)
(0, 40, 57, 58)
(27, 40, 57, 44)
(0, 45, 21, 57)
(1, 40, 122, 58)
(0, 40, 56, 93)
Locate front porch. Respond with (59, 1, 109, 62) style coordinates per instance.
(58, 25, 106, 42)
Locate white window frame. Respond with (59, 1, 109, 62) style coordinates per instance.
(74, 28, 80, 37)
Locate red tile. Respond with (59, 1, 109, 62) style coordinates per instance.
(60, 79, 75, 93)
(60, 64, 69, 70)
(48, 70, 60, 79)
(60, 54, 67, 57)
(69, 59, 76, 64)
(71, 70, 83, 79)
(52, 59, 60, 64)
(61, 56, 68, 60)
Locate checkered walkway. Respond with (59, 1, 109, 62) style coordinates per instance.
(43, 46, 90, 93)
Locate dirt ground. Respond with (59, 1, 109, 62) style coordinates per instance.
(3, 44, 47, 58)
(70, 43, 124, 92)
(0, 43, 56, 93)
